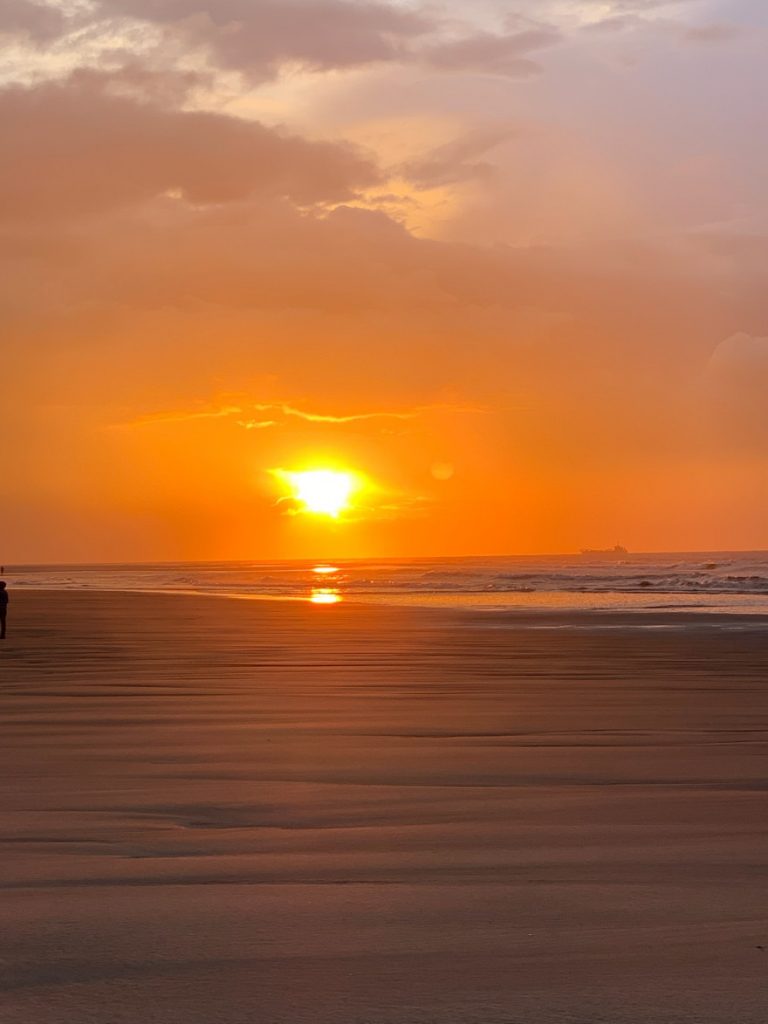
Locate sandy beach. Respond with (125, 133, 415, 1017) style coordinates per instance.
(1, 590, 768, 1023)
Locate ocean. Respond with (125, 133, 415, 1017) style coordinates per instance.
(6, 551, 768, 614)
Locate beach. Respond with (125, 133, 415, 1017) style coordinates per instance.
(2, 590, 768, 1023)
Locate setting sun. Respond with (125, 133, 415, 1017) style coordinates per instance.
(275, 469, 358, 518)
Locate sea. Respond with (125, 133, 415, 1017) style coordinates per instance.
(6, 552, 768, 615)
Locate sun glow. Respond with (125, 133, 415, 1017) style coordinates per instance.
(275, 469, 358, 518)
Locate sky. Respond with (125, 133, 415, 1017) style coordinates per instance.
(2, 0, 767, 561)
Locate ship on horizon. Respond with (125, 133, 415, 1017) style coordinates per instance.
(580, 544, 629, 558)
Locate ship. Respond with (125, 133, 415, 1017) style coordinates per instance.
(580, 545, 628, 558)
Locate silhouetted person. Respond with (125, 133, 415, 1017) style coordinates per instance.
(0, 581, 7, 639)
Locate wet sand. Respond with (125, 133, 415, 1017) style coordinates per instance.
(1, 590, 768, 1023)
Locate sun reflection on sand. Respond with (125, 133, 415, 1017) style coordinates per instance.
(310, 589, 342, 605)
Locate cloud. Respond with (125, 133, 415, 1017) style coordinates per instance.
(20, 1, 564, 85)
(588, 17, 745, 45)
(129, 400, 479, 431)
(683, 23, 741, 45)
(270, 403, 419, 425)
(401, 126, 521, 189)
(583, 0, 684, 10)
(422, 28, 560, 78)
(0, 75, 379, 221)
(65, 62, 212, 106)
(239, 419, 278, 430)
(0, 0, 65, 41)
(3, 0, 768, 561)
(129, 404, 245, 426)
(581, 15, 640, 34)
(577, 0, 690, 31)
(98, 0, 433, 79)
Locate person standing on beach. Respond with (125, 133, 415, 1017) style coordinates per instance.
(0, 581, 8, 639)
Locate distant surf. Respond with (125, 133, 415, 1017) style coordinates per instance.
(6, 552, 768, 614)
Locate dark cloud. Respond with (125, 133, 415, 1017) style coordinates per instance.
(0, 76, 379, 221)
(2, 0, 564, 84)
(0, 0, 64, 40)
(422, 28, 560, 78)
(98, 0, 433, 78)
(65, 62, 211, 106)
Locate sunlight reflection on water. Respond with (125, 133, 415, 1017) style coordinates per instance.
(310, 589, 342, 605)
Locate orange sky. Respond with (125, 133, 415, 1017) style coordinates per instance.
(3, 0, 768, 561)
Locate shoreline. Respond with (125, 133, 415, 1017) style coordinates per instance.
(5, 585, 768, 626)
(6, 585, 768, 622)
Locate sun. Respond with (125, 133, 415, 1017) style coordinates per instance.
(276, 469, 357, 518)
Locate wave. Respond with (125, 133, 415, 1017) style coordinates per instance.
(7, 552, 768, 599)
